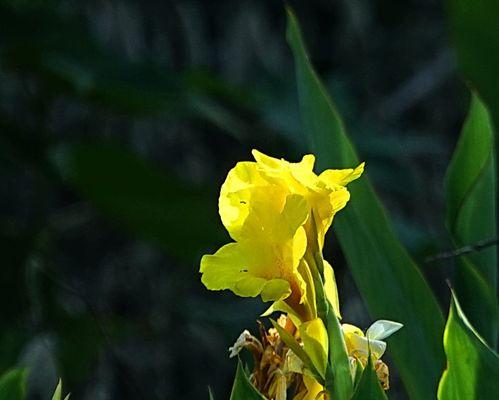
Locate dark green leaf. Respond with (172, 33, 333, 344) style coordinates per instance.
(445, 94, 498, 347)
(286, 7, 445, 399)
(229, 360, 266, 400)
(0, 369, 27, 400)
(351, 356, 387, 400)
(447, 0, 499, 132)
(49, 142, 224, 262)
(437, 292, 499, 399)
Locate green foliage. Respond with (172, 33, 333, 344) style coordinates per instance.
(325, 307, 353, 400)
(0, 369, 27, 400)
(445, 94, 498, 347)
(351, 357, 387, 400)
(51, 380, 70, 400)
(438, 293, 499, 399)
(286, 7, 445, 399)
(447, 0, 499, 132)
(50, 143, 224, 262)
(229, 360, 266, 400)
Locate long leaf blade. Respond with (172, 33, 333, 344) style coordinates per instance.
(445, 94, 498, 347)
(437, 292, 499, 399)
(286, 8, 445, 399)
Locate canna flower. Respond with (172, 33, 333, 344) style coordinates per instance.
(200, 150, 363, 321)
(201, 188, 311, 318)
(220, 150, 364, 251)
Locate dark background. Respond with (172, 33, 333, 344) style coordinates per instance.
(0, 0, 467, 399)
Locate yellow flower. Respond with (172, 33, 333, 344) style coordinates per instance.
(200, 150, 363, 321)
(225, 150, 364, 250)
(201, 188, 310, 316)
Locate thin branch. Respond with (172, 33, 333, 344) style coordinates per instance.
(425, 237, 499, 263)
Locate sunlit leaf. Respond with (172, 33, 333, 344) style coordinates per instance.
(286, 7, 445, 399)
(437, 292, 499, 399)
(51, 379, 70, 400)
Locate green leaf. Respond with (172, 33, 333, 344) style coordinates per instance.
(324, 306, 353, 400)
(208, 387, 215, 400)
(445, 94, 498, 348)
(351, 356, 387, 400)
(447, 0, 499, 132)
(286, 7, 445, 399)
(229, 360, 266, 400)
(49, 142, 224, 262)
(438, 292, 499, 399)
(51, 380, 70, 400)
(0, 369, 27, 400)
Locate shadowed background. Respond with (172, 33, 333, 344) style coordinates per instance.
(0, 0, 468, 399)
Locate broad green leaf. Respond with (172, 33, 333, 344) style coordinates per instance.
(447, 0, 499, 133)
(351, 357, 387, 400)
(229, 360, 266, 400)
(286, 8, 445, 399)
(445, 94, 498, 347)
(325, 306, 353, 400)
(50, 143, 224, 262)
(438, 293, 499, 399)
(0, 369, 27, 400)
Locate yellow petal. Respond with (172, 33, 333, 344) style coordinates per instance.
(200, 242, 291, 301)
(219, 161, 268, 240)
(295, 375, 326, 400)
(319, 162, 365, 187)
(300, 318, 328, 377)
(251, 149, 283, 169)
(323, 260, 341, 318)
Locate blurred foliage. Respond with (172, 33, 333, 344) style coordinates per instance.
(0, 0, 480, 399)
(0, 369, 27, 400)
